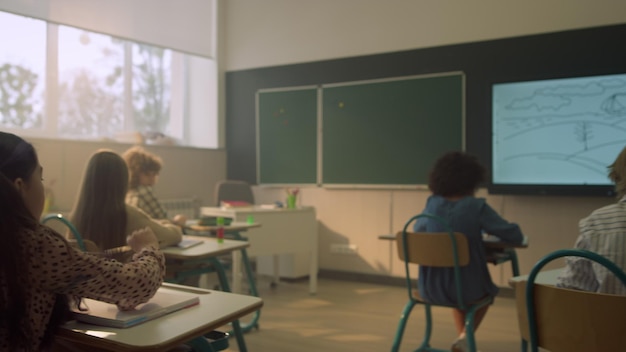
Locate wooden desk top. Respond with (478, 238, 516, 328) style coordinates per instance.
(161, 236, 250, 260)
(57, 283, 263, 351)
(483, 235, 529, 249)
(379, 233, 529, 249)
(200, 205, 315, 215)
(509, 268, 563, 287)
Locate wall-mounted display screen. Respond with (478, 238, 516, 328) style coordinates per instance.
(490, 73, 626, 196)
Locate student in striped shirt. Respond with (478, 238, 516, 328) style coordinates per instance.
(557, 145, 626, 295)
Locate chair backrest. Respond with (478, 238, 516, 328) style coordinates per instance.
(395, 231, 469, 267)
(42, 214, 128, 257)
(398, 213, 470, 308)
(517, 249, 626, 352)
(214, 180, 255, 206)
(42, 213, 88, 252)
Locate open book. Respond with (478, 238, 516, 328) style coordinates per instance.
(73, 290, 200, 328)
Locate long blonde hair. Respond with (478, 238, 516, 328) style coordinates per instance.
(71, 150, 128, 250)
(609, 146, 626, 199)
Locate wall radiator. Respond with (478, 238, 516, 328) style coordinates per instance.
(160, 197, 200, 220)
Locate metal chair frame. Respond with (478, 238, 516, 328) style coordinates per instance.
(42, 213, 87, 251)
(392, 213, 492, 352)
(521, 249, 626, 352)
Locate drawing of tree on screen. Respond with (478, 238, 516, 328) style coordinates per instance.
(575, 121, 592, 151)
(493, 74, 626, 184)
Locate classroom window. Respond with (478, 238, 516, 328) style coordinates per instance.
(131, 43, 173, 135)
(0, 12, 46, 129)
(57, 26, 125, 138)
(0, 11, 217, 148)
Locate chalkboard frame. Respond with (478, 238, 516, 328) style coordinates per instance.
(256, 72, 465, 188)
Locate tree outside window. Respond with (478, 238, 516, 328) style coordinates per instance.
(132, 44, 172, 134)
(0, 12, 45, 130)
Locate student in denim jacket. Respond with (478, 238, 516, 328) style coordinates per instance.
(414, 151, 524, 352)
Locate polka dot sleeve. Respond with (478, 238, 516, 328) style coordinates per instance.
(29, 226, 165, 310)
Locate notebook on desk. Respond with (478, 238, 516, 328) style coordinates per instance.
(73, 290, 200, 328)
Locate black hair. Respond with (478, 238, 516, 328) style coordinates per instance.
(428, 151, 486, 197)
(0, 132, 69, 349)
(0, 132, 39, 349)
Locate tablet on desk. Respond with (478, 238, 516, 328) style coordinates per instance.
(177, 238, 204, 249)
(72, 290, 200, 328)
(185, 219, 199, 227)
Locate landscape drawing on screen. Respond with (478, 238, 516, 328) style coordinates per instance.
(492, 73, 626, 187)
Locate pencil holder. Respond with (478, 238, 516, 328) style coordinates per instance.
(287, 194, 297, 209)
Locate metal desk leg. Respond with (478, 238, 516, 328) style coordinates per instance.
(211, 243, 261, 334)
(521, 338, 528, 352)
(272, 254, 280, 287)
(236, 247, 261, 333)
(232, 250, 242, 294)
(309, 249, 318, 295)
(508, 249, 520, 277)
(209, 257, 249, 352)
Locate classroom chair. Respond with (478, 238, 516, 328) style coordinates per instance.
(212, 179, 261, 286)
(391, 213, 492, 352)
(516, 249, 626, 352)
(41, 213, 98, 252)
(42, 213, 133, 260)
(214, 180, 255, 206)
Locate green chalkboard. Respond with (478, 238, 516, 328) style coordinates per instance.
(322, 73, 464, 186)
(257, 87, 318, 184)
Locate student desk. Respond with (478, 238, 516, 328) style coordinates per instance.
(161, 235, 259, 338)
(200, 206, 319, 295)
(186, 222, 262, 233)
(483, 235, 529, 277)
(182, 222, 261, 295)
(161, 235, 250, 292)
(57, 283, 263, 352)
(379, 234, 529, 276)
(508, 268, 563, 287)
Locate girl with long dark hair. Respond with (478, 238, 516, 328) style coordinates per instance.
(0, 132, 165, 351)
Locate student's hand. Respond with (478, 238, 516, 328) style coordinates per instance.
(126, 227, 159, 252)
(172, 214, 188, 227)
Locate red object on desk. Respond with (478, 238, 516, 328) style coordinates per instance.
(216, 217, 225, 243)
(220, 200, 252, 208)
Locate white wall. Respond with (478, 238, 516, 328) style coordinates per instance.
(30, 137, 226, 213)
(252, 186, 611, 286)
(224, 0, 625, 286)
(224, 0, 626, 71)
